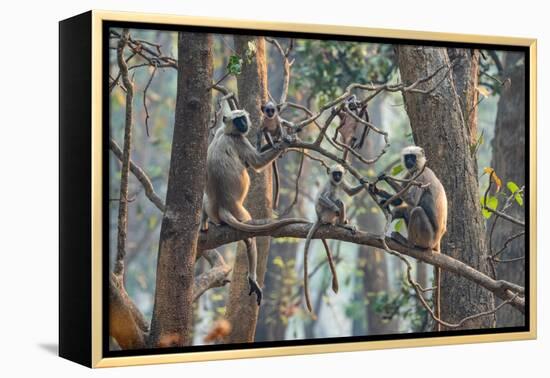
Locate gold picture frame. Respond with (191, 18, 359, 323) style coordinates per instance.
(59, 9, 537, 368)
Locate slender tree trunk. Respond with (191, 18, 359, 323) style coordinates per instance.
(355, 96, 397, 335)
(148, 32, 213, 347)
(397, 46, 495, 330)
(490, 52, 526, 327)
(224, 36, 271, 343)
(256, 153, 302, 342)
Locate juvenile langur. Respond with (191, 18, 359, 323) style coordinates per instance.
(256, 101, 295, 210)
(201, 102, 307, 305)
(372, 146, 447, 329)
(336, 95, 370, 159)
(303, 164, 366, 314)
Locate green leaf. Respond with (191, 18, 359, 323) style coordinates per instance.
(226, 55, 243, 75)
(507, 181, 520, 194)
(515, 193, 524, 206)
(272, 255, 285, 269)
(394, 219, 404, 232)
(391, 164, 404, 176)
(480, 195, 498, 219)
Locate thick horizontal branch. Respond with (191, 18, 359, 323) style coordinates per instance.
(198, 222, 525, 313)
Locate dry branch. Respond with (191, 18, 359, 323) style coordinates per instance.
(109, 138, 166, 213)
(113, 29, 134, 278)
(198, 222, 525, 313)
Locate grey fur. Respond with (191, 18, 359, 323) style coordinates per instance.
(375, 146, 448, 330)
(303, 164, 365, 314)
(201, 103, 307, 305)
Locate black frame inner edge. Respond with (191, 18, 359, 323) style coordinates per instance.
(102, 19, 531, 359)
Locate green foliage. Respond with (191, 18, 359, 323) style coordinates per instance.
(480, 195, 499, 219)
(394, 219, 404, 233)
(391, 164, 404, 176)
(291, 40, 395, 107)
(507, 181, 524, 206)
(226, 55, 243, 75)
(371, 277, 429, 332)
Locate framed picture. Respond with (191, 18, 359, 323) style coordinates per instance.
(59, 10, 537, 368)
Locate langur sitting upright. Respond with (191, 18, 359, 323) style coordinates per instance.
(372, 145, 447, 329)
(201, 101, 307, 305)
(302, 164, 367, 314)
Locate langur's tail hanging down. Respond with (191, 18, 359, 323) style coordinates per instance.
(303, 221, 322, 315)
(219, 208, 308, 233)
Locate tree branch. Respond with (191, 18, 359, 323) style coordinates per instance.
(109, 138, 166, 213)
(197, 222, 525, 313)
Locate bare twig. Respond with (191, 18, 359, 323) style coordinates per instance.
(110, 138, 166, 213)
(113, 29, 134, 278)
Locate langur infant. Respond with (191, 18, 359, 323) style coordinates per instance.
(302, 164, 366, 314)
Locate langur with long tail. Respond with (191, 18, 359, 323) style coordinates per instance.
(303, 164, 366, 314)
(201, 100, 308, 305)
(372, 146, 447, 330)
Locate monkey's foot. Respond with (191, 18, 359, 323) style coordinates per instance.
(248, 277, 263, 306)
(340, 224, 357, 234)
(390, 231, 411, 247)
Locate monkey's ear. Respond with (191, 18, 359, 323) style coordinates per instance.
(223, 115, 229, 123)
(276, 104, 282, 112)
(261, 104, 266, 112)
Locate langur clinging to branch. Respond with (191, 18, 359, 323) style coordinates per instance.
(371, 146, 447, 330)
(256, 101, 295, 210)
(201, 100, 308, 305)
(303, 164, 367, 315)
(336, 95, 370, 161)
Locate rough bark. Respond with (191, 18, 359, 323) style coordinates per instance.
(148, 32, 213, 347)
(109, 274, 148, 349)
(397, 46, 495, 329)
(224, 36, 271, 343)
(490, 51, 526, 327)
(448, 48, 480, 144)
(113, 28, 134, 278)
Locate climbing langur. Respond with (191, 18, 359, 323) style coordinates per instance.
(201, 102, 307, 305)
(372, 146, 447, 329)
(336, 95, 370, 160)
(302, 164, 366, 314)
(256, 101, 295, 210)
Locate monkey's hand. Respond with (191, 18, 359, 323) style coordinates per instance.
(377, 173, 387, 182)
(248, 277, 263, 306)
(340, 222, 357, 234)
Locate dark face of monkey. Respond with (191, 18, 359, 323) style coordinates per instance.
(404, 153, 417, 170)
(346, 95, 360, 111)
(332, 170, 343, 183)
(261, 102, 277, 119)
(233, 115, 249, 134)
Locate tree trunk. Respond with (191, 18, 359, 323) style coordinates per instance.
(148, 32, 213, 347)
(490, 51, 526, 327)
(397, 46, 495, 330)
(448, 48, 480, 144)
(224, 36, 271, 343)
(355, 96, 397, 335)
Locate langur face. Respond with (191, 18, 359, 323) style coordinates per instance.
(404, 153, 417, 170)
(233, 115, 249, 134)
(332, 170, 343, 183)
(262, 103, 277, 119)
